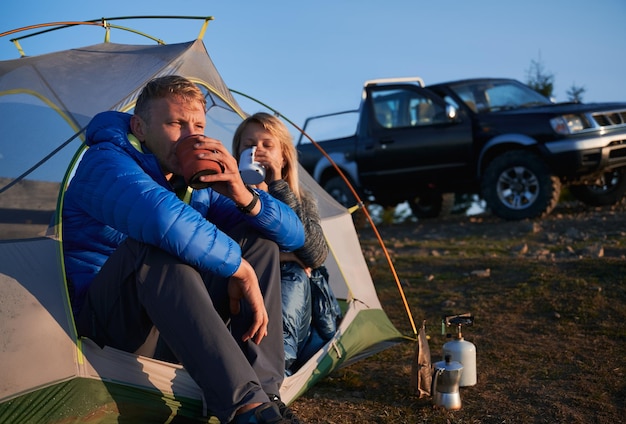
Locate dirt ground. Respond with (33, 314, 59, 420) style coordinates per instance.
(289, 200, 626, 424)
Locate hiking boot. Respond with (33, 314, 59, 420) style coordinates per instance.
(252, 402, 285, 423)
(268, 394, 303, 424)
(230, 401, 303, 424)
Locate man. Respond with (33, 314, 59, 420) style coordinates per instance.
(62, 75, 305, 424)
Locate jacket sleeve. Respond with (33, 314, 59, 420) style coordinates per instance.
(268, 180, 328, 268)
(70, 144, 243, 278)
(194, 187, 305, 253)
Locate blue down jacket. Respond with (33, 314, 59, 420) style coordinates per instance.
(62, 111, 304, 315)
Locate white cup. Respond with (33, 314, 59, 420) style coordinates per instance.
(239, 146, 265, 185)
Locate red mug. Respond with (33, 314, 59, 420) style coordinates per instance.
(175, 134, 224, 189)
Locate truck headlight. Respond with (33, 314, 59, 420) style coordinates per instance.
(550, 114, 589, 134)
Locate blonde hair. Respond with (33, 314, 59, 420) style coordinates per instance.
(135, 75, 207, 123)
(232, 112, 301, 199)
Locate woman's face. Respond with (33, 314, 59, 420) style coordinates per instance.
(238, 122, 285, 178)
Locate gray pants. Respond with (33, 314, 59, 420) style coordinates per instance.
(76, 223, 284, 423)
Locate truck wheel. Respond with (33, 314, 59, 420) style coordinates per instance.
(568, 169, 626, 206)
(408, 190, 454, 219)
(323, 176, 357, 208)
(481, 151, 561, 220)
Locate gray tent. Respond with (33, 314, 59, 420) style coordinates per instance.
(0, 18, 404, 423)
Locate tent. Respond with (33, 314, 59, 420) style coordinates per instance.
(0, 17, 407, 423)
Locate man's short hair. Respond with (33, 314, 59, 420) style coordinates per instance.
(134, 75, 207, 122)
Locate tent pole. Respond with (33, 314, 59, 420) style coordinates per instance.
(197, 17, 214, 40)
(102, 19, 110, 43)
(11, 39, 25, 57)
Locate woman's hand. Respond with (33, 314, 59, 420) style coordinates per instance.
(253, 146, 283, 183)
(280, 251, 312, 277)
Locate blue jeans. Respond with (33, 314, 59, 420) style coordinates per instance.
(280, 261, 312, 373)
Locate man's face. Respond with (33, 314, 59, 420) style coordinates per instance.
(135, 95, 206, 176)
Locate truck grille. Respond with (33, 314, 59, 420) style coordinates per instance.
(609, 143, 626, 159)
(592, 110, 626, 127)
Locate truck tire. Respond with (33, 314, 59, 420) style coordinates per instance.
(408, 190, 454, 219)
(323, 176, 357, 208)
(568, 169, 626, 206)
(481, 151, 561, 220)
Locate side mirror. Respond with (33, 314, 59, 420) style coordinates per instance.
(446, 104, 458, 121)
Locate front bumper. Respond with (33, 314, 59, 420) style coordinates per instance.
(544, 130, 626, 177)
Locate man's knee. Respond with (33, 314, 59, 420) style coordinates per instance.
(232, 225, 280, 264)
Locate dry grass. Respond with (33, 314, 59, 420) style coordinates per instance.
(290, 201, 626, 424)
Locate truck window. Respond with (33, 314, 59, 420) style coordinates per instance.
(372, 87, 446, 128)
(373, 101, 394, 128)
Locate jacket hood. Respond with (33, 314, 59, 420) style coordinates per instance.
(86, 111, 134, 149)
(85, 110, 169, 187)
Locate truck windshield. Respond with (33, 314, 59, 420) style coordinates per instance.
(449, 80, 551, 113)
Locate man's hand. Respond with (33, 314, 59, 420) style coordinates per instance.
(190, 136, 257, 208)
(228, 259, 269, 344)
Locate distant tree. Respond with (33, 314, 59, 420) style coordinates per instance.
(525, 53, 554, 98)
(566, 83, 586, 103)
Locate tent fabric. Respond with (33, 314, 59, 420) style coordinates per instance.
(0, 40, 241, 130)
(0, 36, 404, 422)
(0, 237, 77, 403)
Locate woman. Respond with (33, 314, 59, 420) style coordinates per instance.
(233, 112, 337, 374)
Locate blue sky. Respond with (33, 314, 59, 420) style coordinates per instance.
(1, 0, 625, 129)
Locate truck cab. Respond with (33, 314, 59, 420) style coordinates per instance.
(356, 78, 473, 207)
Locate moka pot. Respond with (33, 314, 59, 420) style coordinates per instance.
(432, 355, 463, 410)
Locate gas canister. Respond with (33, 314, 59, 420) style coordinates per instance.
(442, 313, 476, 387)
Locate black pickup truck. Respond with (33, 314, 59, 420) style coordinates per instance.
(296, 77, 626, 220)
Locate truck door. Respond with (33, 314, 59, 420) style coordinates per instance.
(357, 85, 473, 189)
